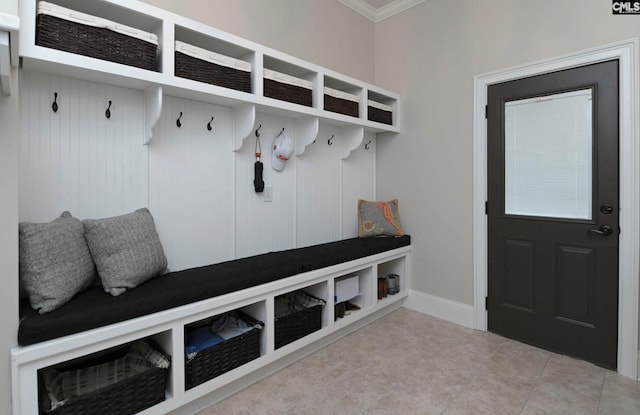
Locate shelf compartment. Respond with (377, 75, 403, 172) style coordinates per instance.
(174, 41, 251, 93)
(334, 266, 374, 320)
(324, 86, 360, 118)
(38, 333, 170, 415)
(174, 25, 255, 93)
(367, 90, 396, 126)
(35, 1, 159, 72)
(324, 76, 362, 118)
(333, 271, 366, 320)
(367, 100, 393, 125)
(263, 55, 316, 107)
(263, 68, 313, 107)
(274, 288, 326, 349)
(377, 257, 406, 302)
(184, 308, 264, 390)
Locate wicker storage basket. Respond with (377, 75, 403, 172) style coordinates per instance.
(275, 291, 325, 349)
(324, 87, 359, 118)
(185, 311, 263, 390)
(264, 68, 313, 107)
(368, 100, 393, 125)
(175, 41, 252, 93)
(35, 2, 158, 71)
(39, 340, 169, 415)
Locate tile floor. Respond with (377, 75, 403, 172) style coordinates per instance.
(196, 308, 640, 415)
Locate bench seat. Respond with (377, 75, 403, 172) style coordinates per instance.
(18, 235, 410, 346)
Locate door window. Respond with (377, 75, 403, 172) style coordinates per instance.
(504, 89, 593, 220)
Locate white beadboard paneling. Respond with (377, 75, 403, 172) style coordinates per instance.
(19, 70, 148, 222)
(148, 95, 235, 272)
(342, 132, 376, 238)
(296, 123, 341, 247)
(235, 113, 296, 258)
(19, 72, 379, 271)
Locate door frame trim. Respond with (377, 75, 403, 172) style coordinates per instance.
(473, 39, 640, 379)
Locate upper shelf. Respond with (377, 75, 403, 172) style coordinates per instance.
(18, 0, 400, 134)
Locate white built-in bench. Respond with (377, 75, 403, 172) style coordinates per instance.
(12, 237, 411, 415)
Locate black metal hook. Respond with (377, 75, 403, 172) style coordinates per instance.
(51, 92, 58, 113)
(176, 112, 183, 128)
(365, 140, 371, 150)
(328, 134, 334, 145)
(105, 100, 112, 119)
(207, 116, 214, 131)
(279, 128, 285, 136)
(255, 124, 262, 138)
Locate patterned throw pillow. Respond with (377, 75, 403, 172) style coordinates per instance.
(19, 212, 96, 313)
(83, 208, 167, 296)
(358, 199, 404, 237)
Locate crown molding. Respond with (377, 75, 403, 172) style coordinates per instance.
(338, 0, 427, 23)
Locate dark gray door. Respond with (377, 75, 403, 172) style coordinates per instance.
(487, 60, 619, 369)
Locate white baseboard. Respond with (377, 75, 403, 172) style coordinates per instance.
(404, 289, 475, 329)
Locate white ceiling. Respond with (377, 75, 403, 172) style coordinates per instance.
(338, 0, 427, 23)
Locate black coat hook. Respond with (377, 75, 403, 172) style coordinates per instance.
(105, 100, 112, 119)
(279, 128, 285, 135)
(207, 116, 214, 131)
(255, 124, 262, 138)
(365, 140, 371, 150)
(176, 112, 183, 128)
(328, 134, 334, 145)
(51, 92, 58, 113)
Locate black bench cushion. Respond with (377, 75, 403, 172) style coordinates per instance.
(18, 236, 410, 346)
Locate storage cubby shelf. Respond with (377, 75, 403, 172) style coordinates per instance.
(18, 0, 400, 144)
(11, 246, 411, 415)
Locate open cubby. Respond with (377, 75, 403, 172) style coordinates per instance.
(334, 266, 374, 321)
(377, 257, 406, 302)
(183, 304, 265, 390)
(274, 282, 327, 349)
(174, 25, 255, 93)
(367, 90, 396, 126)
(34, 0, 164, 72)
(37, 331, 171, 415)
(324, 76, 362, 118)
(263, 55, 317, 107)
(41, 0, 163, 34)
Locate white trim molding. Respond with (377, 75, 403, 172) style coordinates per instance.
(337, 0, 427, 23)
(404, 289, 474, 329)
(473, 39, 640, 380)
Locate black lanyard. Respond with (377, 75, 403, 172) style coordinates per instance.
(254, 127, 264, 193)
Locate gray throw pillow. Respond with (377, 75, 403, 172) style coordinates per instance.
(83, 208, 167, 296)
(19, 212, 96, 314)
(358, 199, 404, 237)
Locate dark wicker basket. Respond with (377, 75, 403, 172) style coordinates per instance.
(39, 342, 169, 415)
(175, 51, 252, 93)
(275, 294, 324, 349)
(324, 94, 359, 118)
(185, 311, 263, 390)
(35, 14, 157, 71)
(264, 78, 312, 107)
(368, 105, 393, 125)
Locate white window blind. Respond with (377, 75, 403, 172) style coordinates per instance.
(504, 89, 593, 220)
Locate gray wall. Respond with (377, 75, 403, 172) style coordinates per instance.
(374, 0, 640, 305)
